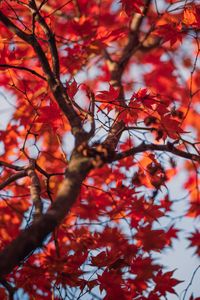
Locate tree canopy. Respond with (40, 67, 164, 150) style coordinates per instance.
(0, 0, 200, 299)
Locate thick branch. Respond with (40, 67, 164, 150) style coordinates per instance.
(29, 0, 60, 77)
(0, 171, 27, 191)
(111, 0, 152, 85)
(104, 1, 152, 149)
(0, 153, 92, 278)
(0, 161, 24, 171)
(110, 142, 200, 163)
(27, 160, 43, 219)
(0, 11, 32, 43)
(103, 120, 124, 150)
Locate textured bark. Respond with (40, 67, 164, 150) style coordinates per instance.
(0, 153, 92, 278)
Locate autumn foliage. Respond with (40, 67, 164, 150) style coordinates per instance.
(0, 0, 200, 299)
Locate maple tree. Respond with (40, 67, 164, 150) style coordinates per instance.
(1, 0, 200, 299)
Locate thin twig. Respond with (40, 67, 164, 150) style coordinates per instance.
(0, 64, 46, 80)
(182, 264, 200, 300)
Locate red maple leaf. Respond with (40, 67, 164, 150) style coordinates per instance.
(37, 102, 63, 131)
(120, 0, 144, 16)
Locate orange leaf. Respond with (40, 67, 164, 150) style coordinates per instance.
(183, 7, 197, 26)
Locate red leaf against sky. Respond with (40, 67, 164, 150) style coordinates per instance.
(153, 270, 183, 297)
(96, 84, 119, 102)
(188, 230, 200, 256)
(132, 88, 157, 108)
(66, 79, 79, 99)
(154, 23, 183, 46)
(120, 0, 144, 16)
(36, 102, 63, 131)
(96, 84, 120, 111)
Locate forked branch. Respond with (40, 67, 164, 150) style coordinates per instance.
(0, 11, 86, 143)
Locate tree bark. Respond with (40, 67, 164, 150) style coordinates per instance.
(0, 152, 92, 278)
